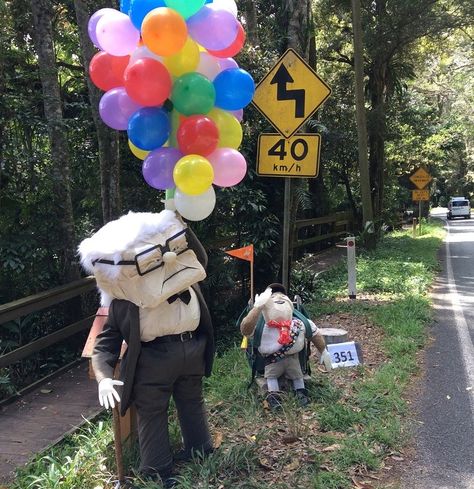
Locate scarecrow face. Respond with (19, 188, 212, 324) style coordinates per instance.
(262, 292, 294, 323)
(79, 211, 206, 308)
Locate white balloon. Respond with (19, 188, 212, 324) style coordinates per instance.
(210, 0, 238, 18)
(175, 187, 216, 221)
(129, 46, 163, 64)
(196, 52, 221, 81)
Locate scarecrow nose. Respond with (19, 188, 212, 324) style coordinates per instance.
(162, 251, 177, 264)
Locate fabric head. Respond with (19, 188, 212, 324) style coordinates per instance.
(262, 291, 294, 323)
(78, 210, 206, 307)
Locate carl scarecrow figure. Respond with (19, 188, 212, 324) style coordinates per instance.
(78, 210, 214, 488)
(240, 283, 332, 409)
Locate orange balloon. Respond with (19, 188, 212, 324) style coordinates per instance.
(142, 8, 188, 57)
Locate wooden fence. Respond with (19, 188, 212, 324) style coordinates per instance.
(293, 211, 354, 250)
(0, 277, 97, 405)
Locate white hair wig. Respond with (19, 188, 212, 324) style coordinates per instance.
(78, 210, 184, 275)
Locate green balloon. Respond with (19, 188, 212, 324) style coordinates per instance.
(171, 72, 216, 116)
(164, 0, 205, 20)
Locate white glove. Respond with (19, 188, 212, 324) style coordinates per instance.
(98, 378, 124, 410)
(254, 288, 272, 308)
(320, 349, 333, 370)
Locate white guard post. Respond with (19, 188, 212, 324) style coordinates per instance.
(346, 236, 356, 299)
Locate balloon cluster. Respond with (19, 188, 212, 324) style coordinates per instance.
(88, 0, 254, 221)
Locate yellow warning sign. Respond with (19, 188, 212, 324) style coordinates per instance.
(257, 133, 320, 178)
(409, 168, 432, 189)
(412, 189, 430, 201)
(252, 49, 331, 138)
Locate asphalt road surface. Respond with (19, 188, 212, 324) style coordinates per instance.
(401, 209, 474, 488)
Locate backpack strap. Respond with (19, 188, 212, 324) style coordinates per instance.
(293, 309, 313, 339)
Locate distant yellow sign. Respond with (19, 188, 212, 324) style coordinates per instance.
(409, 168, 432, 189)
(412, 189, 430, 201)
(257, 133, 320, 178)
(252, 49, 331, 138)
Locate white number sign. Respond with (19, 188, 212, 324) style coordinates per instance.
(327, 341, 361, 368)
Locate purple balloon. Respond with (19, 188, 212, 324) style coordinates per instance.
(187, 6, 239, 51)
(142, 147, 183, 190)
(99, 88, 142, 130)
(229, 108, 243, 121)
(88, 8, 121, 49)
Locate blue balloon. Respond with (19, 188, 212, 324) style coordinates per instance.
(213, 68, 255, 111)
(128, 107, 170, 151)
(205, 0, 213, 3)
(120, 0, 132, 13)
(129, 0, 166, 30)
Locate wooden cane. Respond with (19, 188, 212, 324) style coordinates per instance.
(112, 405, 125, 487)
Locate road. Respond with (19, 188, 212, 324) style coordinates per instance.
(401, 209, 474, 488)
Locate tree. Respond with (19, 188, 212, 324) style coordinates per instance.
(29, 0, 80, 283)
(73, 0, 122, 224)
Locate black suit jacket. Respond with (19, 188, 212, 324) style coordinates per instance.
(91, 284, 214, 416)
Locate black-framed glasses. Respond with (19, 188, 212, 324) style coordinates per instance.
(92, 228, 190, 276)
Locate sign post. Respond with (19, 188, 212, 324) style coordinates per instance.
(410, 169, 432, 237)
(252, 49, 331, 289)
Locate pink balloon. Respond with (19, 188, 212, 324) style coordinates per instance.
(96, 12, 140, 56)
(208, 148, 247, 187)
(88, 8, 121, 49)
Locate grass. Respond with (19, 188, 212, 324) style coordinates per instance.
(10, 221, 445, 489)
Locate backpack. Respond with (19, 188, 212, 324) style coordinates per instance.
(236, 300, 314, 387)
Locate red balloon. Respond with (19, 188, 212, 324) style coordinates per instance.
(89, 52, 129, 91)
(207, 23, 246, 59)
(124, 58, 172, 106)
(177, 116, 219, 156)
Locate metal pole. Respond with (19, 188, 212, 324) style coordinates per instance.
(346, 237, 357, 299)
(282, 178, 291, 290)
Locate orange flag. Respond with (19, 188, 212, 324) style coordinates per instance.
(225, 244, 254, 263)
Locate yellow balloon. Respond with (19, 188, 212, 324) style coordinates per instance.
(164, 37, 200, 77)
(207, 108, 243, 149)
(173, 155, 214, 196)
(128, 140, 150, 160)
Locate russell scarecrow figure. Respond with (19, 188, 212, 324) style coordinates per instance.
(240, 283, 332, 409)
(78, 210, 214, 487)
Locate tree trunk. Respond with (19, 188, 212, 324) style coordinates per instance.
(351, 0, 375, 248)
(242, 0, 259, 46)
(284, 0, 311, 55)
(368, 58, 387, 224)
(74, 0, 121, 223)
(29, 0, 80, 284)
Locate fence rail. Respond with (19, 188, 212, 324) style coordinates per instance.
(293, 211, 354, 249)
(0, 277, 98, 405)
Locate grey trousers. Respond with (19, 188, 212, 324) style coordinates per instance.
(132, 335, 212, 475)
